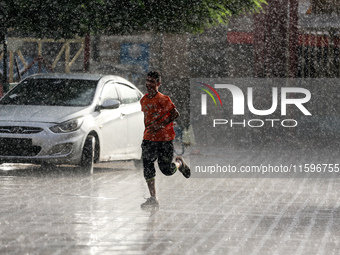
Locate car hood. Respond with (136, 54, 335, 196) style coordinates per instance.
(0, 105, 90, 123)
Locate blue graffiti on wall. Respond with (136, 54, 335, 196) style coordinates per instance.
(120, 43, 149, 73)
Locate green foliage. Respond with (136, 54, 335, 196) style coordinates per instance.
(0, 0, 266, 39)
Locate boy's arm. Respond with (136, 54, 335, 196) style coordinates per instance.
(147, 108, 180, 134)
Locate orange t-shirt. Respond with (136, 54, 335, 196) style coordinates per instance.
(140, 92, 176, 141)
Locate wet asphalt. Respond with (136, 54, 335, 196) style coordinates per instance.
(1, 147, 340, 255)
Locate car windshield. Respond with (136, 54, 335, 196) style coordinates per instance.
(0, 78, 98, 106)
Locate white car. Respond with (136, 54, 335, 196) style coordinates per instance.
(0, 73, 144, 173)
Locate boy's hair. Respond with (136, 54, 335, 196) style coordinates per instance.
(147, 71, 161, 82)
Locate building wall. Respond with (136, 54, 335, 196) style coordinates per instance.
(88, 27, 230, 125)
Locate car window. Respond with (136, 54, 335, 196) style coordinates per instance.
(100, 82, 119, 102)
(0, 78, 97, 106)
(117, 84, 140, 104)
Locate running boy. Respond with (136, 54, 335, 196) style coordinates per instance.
(140, 71, 190, 208)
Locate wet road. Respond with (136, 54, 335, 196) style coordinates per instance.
(1, 150, 340, 254)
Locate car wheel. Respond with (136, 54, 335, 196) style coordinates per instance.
(80, 135, 95, 174)
(133, 159, 143, 169)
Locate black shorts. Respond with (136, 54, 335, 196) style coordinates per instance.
(142, 140, 177, 182)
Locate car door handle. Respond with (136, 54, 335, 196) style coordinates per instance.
(120, 113, 126, 118)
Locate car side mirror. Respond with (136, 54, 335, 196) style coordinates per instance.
(97, 99, 120, 111)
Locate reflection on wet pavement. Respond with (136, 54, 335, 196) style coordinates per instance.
(0, 158, 340, 254)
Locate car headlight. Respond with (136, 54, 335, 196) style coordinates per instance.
(50, 117, 84, 133)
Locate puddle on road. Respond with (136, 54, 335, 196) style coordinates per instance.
(0, 163, 37, 171)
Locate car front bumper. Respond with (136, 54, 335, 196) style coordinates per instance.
(0, 121, 86, 165)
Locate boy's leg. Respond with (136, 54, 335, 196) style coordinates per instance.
(141, 140, 159, 207)
(175, 156, 191, 178)
(157, 141, 190, 178)
(158, 141, 177, 176)
(147, 179, 156, 198)
(142, 140, 157, 183)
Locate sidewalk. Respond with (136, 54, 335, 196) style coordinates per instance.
(1, 151, 340, 254)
